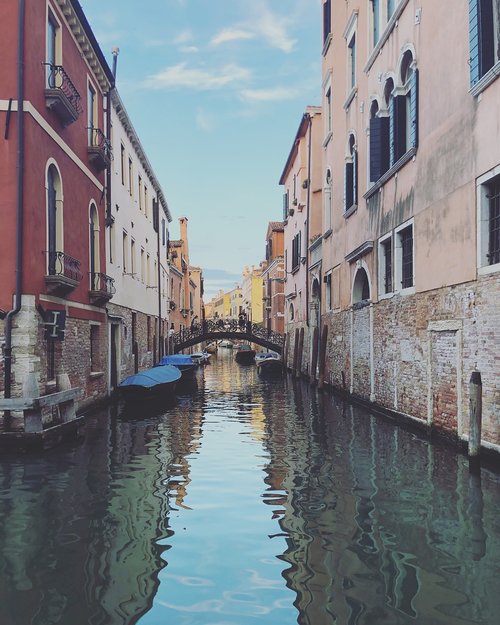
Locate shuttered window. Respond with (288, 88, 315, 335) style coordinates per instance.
(370, 117, 390, 181)
(344, 162, 354, 211)
(323, 0, 331, 45)
(469, 0, 498, 85)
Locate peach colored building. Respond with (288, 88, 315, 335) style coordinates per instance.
(280, 106, 323, 369)
(168, 217, 196, 336)
(316, 0, 500, 450)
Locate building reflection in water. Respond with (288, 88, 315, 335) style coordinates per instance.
(261, 378, 499, 625)
(0, 381, 205, 625)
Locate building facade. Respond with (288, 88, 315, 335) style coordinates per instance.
(106, 89, 171, 387)
(0, 0, 114, 413)
(314, 0, 500, 449)
(262, 222, 285, 335)
(241, 265, 264, 324)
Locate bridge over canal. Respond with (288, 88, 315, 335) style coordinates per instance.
(172, 319, 285, 354)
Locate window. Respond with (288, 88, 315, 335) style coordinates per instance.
(348, 34, 356, 90)
(138, 176, 143, 210)
(46, 164, 63, 275)
(109, 219, 114, 264)
(323, 0, 331, 45)
(387, 0, 396, 20)
(141, 248, 145, 282)
(87, 83, 96, 146)
(469, 0, 500, 85)
(289, 303, 294, 321)
(162, 218, 166, 246)
(90, 324, 100, 372)
(352, 267, 371, 303)
(323, 73, 332, 143)
(344, 134, 357, 212)
(369, 99, 390, 183)
(325, 272, 332, 310)
(122, 231, 128, 273)
(324, 168, 332, 232)
(144, 186, 149, 217)
(89, 204, 100, 287)
(46, 12, 61, 86)
(130, 239, 136, 276)
(147, 253, 151, 285)
(379, 235, 393, 295)
(291, 231, 302, 270)
(371, 0, 381, 46)
(283, 190, 289, 220)
(128, 157, 133, 196)
(120, 144, 126, 186)
(478, 169, 500, 272)
(390, 52, 418, 166)
(395, 222, 414, 290)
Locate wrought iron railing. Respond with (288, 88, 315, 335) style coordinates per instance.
(45, 251, 83, 282)
(44, 63, 82, 113)
(87, 127, 112, 160)
(172, 318, 284, 350)
(89, 272, 116, 296)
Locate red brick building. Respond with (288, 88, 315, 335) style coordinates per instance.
(0, 0, 114, 414)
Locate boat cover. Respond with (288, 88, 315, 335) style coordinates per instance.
(160, 355, 194, 366)
(119, 365, 181, 388)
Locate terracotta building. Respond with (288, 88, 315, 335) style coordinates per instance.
(316, 0, 500, 449)
(168, 217, 197, 336)
(0, 0, 114, 413)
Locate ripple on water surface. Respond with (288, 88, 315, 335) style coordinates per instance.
(0, 351, 500, 625)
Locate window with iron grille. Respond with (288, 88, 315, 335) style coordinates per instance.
(487, 177, 500, 265)
(400, 226, 413, 288)
(90, 325, 99, 372)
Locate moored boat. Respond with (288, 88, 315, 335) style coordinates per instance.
(234, 344, 256, 364)
(118, 365, 181, 400)
(159, 354, 197, 379)
(191, 351, 210, 365)
(256, 352, 282, 376)
(206, 342, 218, 354)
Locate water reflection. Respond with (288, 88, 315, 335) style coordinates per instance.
(0, 353, 499, 625)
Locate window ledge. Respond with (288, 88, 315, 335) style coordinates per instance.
(478, 263, 500, 277)
(470, 60, 500, 97)
(90, 371, 104, 380)
(291, 266, 300, 275)
(322, 33, 332, 57)
(397, 286, 415, 297)
(323, 131, 333, 148)
(323, 228, 333, 240)
(364, 147, 416, 200)
(378, 292, 395, 301)
(343, 87, 357, 111)
(344, 204, 358, 219)
(364, 0, 411, 74)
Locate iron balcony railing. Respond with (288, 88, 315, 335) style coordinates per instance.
(89, 272, 116, 297)
(44, 251, 83, 282)
(43, 63, 82, 113)
(87, 127, 112, 168)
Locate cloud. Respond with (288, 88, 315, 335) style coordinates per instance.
(210, 28, 256, 46)
(173, 29, 193, 44)
(239, 87, 298, 102)
(254, 8, 297, 53)
(144, 62, 252, 90)
(196, 109, 215, 131)
(179, 45, 199, 54)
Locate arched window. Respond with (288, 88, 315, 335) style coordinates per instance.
(390, 51, 418, 164)
(46, 163, 63, 275)
(289, 303, 295, 321)
(89, 204, 100, 289)
(344, 133, 357, 212)
(324, 168, 332, 232)
(352, 267, 371, 304)
(369, 99, 389, 183)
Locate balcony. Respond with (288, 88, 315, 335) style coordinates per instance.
(89, 272, 115, 303)
(43, 63, 82, 127)
(87, 127, 112, 171)
(44, 251, 83, 293)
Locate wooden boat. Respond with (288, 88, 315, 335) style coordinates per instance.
(234, 344, 256, 364)
(256, 352, 282, 376)
(205, 342, 218, 354)
(159, 355, 197, 379)
(118, 365, 181, 400)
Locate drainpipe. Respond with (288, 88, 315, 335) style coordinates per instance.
(157, 202, 162, 361)
(305, 112, 312, 328)
(4, 0, 26, 399)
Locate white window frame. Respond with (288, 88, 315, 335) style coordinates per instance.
(324, 168, 332, 234)
(394, 218, 415, 295)
(325, 271, 332, 311)
(322, 70, 333, 147)
(477, 164, 500, 275)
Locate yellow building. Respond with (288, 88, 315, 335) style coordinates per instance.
(242, 265, 263, 324)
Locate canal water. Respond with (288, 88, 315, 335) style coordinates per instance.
(1, 350, 499, 625)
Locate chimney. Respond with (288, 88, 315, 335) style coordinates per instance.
(179, 216, 189, 259)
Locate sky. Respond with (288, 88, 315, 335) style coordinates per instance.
(80, 0, 321, 299)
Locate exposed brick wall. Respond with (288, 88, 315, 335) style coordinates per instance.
(319, 275, 500, 447)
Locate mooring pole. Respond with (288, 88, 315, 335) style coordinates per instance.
(468, 370, 482, 467)
(317, 325, 328, 390)
(310, 326, 319, 385)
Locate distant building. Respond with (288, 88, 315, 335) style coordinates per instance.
(168, 217, 195, 334)
(241, 266, 264, 324)
(262, 222, 285, 334)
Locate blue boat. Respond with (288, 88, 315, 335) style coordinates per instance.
(159, 354, 197, 379)
(118, 365, 181, 400)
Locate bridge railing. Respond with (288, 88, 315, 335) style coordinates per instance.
(171, 318, 284, 350)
